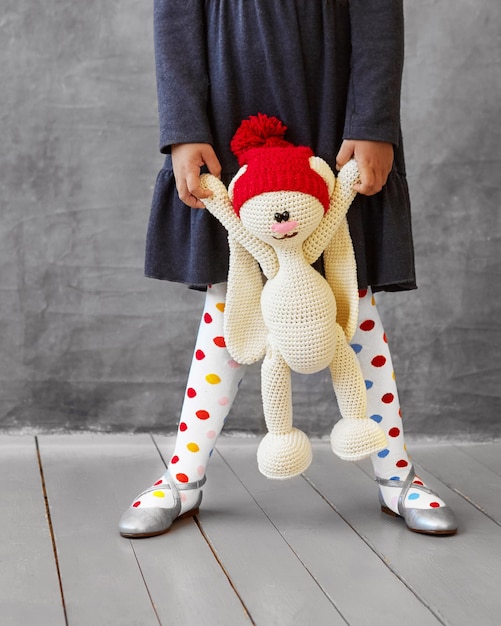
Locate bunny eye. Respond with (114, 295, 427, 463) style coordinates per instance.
(274, 211, 290, 223)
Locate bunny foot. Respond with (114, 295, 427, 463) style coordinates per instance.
(330, 418, 387, 461)
(257, 428, 312, 479)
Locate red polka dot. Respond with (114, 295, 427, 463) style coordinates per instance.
(195, 349, 205, 360)
(359, 289, 368, 298)
(430, 502, 441, 508)
(133, 501, 141, 508)
(383, 332, 388, 343)
(371, 355, 387, 367)
(204, 313, 213, 324)
(382, 393, 395, 404)
(360, 320, 375, 332)
(176, 473, 189, 483)
(154, 479, 163, 486)
(196, 410, 210, 420)
(213, 336, 226, 348)
(171, 455, 179, 464)
(179, 422, 188, 432)
(414, 479, 424, 486)
(396, 459, 409, 468)
(398, 408, 402, 418)
(187, 387, 197, 398)
(388, 427, 401, 438)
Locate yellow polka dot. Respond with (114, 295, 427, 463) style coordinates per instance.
(152, 490, 165, 498)
(206, 373, 221, 385)
(392, 371, 396, 380)
(216, 302, 225, 312)
(187, 442, 200, 453)
(371, 296, 376, 306)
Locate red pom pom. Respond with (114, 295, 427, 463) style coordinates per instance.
(231, 113, 291, 165)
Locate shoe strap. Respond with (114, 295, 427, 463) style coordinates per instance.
(135, 472, 206, 502)
(375, 466, 435, 516)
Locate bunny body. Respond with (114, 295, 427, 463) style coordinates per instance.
(262, 259, 337, 374)
(247, 192, 338, 375)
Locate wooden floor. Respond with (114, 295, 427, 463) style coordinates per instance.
(2, 435, 501, 626)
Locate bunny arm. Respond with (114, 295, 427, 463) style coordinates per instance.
(223, 238, 268, 364)
(323, 217, 359, 341)
(200, 174, 279, 279)
(302, 159, 359, 266)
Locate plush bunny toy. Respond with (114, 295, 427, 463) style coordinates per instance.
(200, 114, 387, 479)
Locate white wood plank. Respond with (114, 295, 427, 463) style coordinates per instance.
(0, 436, 66, 626)
(409, 443, 501, 524)
(308, 442, 501, 626)
(38, 434, 163, 626)
(156, 435, 347, 625)
(131, 436, 252, 626)
(216, 438, 441, 626)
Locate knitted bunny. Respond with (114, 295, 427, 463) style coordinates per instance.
(200, 114, 387, 479)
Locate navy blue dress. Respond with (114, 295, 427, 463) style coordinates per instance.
(146, 0, 416, 292)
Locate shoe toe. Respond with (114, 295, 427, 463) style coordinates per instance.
(119, 507, 177, 538)
(405, 506, 458, 535)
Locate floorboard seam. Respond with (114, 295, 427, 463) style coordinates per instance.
(215, 450, 350, 625)
(35, 436, 69, 626)
(194, 516, 256, 625)
(150, 433, 169, 469)
(129, 542, 163, 626)
(455, 444, 501, 479)
(301, 473, 448, 626)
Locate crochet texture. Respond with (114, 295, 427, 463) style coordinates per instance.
(200, 115, 387, 478)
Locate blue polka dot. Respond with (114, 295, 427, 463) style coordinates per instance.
(408, 493, 420, 500)
(378, 449, 390, 458)
(390, 476, 401, 481)
(370, 414, 383, 423)
(351, 344, 363, 354)
(365, 380, 373, 390)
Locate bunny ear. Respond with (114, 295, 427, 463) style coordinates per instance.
(224, 238, 267, 364)
(228, 165, 248, 203)
(323, 217, 359, 341)
(309, 156, 335, 197)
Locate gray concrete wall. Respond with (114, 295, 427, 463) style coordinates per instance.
(1, 0, 500, 438)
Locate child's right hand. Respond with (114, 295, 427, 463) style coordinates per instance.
(171, 143, 222, 209)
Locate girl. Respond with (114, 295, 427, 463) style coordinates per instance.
(119, 0, 457, 538)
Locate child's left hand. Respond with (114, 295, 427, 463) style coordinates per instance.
(336, 139, 393, 196)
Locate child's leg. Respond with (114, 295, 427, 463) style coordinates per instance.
(166, 282, 245, 485)
(119, 283, 246, 537)
(351, 289, 457, 534)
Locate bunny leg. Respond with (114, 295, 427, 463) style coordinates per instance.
(257, 340, 312, 479)
(328, 326, 387, 461)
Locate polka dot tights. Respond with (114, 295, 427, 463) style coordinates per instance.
(354, 289, 446, 514)
(167, 283, 246, 485)
(131, 283, 246, 514)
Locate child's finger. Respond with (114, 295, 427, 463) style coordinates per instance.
(352, 165, 384, 196)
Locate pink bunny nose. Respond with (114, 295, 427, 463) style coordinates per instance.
(271, 220, 299, 234)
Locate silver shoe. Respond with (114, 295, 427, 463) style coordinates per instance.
(119, 472, 206, 538)
(376, 466, 458, 535)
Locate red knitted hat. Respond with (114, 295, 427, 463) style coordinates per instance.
(230, 113, 330, 216)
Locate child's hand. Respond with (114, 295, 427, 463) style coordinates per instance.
(336, 140, 393, 196)
(171, 143, 222, 208)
